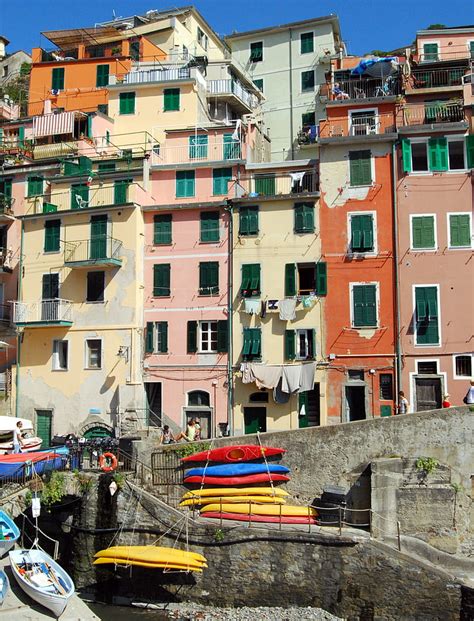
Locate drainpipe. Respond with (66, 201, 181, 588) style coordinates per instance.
(15, 219, 25, 418)
(289, 29, 294, 160)
(226, 199, 234, 436)
(392, 142, 402, 398)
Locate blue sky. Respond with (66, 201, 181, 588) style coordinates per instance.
(1, 0, 473, 55)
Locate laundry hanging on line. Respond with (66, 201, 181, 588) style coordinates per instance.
(244, 299, 260, 315)
(279, 298, 297, 321)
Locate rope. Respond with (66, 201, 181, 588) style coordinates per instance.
(255, 431, 276, 496)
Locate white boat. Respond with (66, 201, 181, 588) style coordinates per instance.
(0, 569, 9, 605)
(0, 417, 43, 454)
(9, 549, 75, 617)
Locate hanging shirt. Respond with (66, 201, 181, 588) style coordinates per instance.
(278, 299, 297, 321)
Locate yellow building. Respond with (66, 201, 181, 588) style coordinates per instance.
(12, 154, 155, 440)
(230, 162, 326, 434)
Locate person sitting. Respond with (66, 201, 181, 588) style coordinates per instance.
(333, 82, 349, 100)
(160, 425, 175, 444)
(175, 419, 197, 442)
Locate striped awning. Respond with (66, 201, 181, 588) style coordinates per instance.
(32, 111, 75, 138)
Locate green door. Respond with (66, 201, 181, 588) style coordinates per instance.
(243, 407, 266, 434)
(83, 426, 112, 439)
(36, 410, 52, 448)
(90, 215, 107, 259)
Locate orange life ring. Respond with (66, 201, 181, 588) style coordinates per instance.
(100, 452, 118, 472)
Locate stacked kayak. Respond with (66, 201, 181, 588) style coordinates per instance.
(181, 445, 286, 463)
(184, 463, 290, 486)
(0, 451, 66, 479)
(94, 546, 207, 572)
(180, 487, 289, 507)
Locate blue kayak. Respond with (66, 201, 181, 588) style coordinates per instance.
(185, 463, 290, 478)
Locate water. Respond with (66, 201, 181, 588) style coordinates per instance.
(88, 602, 170, 620)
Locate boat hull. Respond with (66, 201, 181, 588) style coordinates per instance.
(181, 486, 289, 499)
(184, 473, 290, 485)
(95, 546, 206, 564)
(202, 511, 318, 525)
(0, 569, 9, 605)
(181, 445, 286, 463)
(93, 557, 205, 571)
(201, 503, 317, 517)
(0, 454, 64, 478)
(0, 510, 20, 557)
(185, 463, 289, 478)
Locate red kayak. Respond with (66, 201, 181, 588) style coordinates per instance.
(0, 451, 59, 462)
(184, 473, 290, 485)
(181, 445, 286, 463)
(202, 511, 317, 525)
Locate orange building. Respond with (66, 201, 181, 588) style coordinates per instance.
(28, 26, 165, 116)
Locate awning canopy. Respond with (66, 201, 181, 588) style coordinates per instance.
(41, 26, 125, 49)
(351, 57, 399, 78)
(32, 111, 77, 138)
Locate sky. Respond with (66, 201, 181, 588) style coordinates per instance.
(1, 0, 473, 55)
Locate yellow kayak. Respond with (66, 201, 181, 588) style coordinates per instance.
(93, 557, 205, 572)
(180, 495, 286, 507)
(181, 487, 289, 499)
(95, 546, 206, 564)
(201, 503, 317, 517)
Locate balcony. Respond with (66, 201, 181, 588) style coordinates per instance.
(12, 299, 73, 327)
(64, 237, 122, 268)
(109, 67, 198, 87)
(406, 66, 466, 92)
(32, 142, 79, 160)
(151, 139, 243, 167)
(0, 248, 13, 273)
(207, 80, 259, 112)
(236, 170, 318, 198)
(330, 75, 401, 101)
(0, 195, 14, 219)
(318, 113, 396, 142)
(397, 100, 466, 129)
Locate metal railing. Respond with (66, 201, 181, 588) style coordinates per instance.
(332, 75, 401, 100)
(207, 79, 259, 109)
(12, 299, 73, 325)
(64, 236, 122, 264)
(32, 142, 79, 160)
(151, 139, 243, 166)
(236, 170, 318, 197)
(319, 113, 396, 139)
(119, 67, 192, 85)
(408, 66, 466, 89)
(397, 100, 465, 126)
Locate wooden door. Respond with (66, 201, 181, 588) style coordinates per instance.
(415, 378, 442, 411)
(36, 410, 52, 448)
(243, 407, 266, 434)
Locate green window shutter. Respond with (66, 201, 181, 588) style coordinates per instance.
(51, 67, 64, 90)
(301, 70, 315, 91)
(28, 176, 43, 197)
(309, 329, 316, 359)
(96, 65, 109, 87)
(466, 135, 474, 169)
(423, 43, 438, 61)
(114, 179, 131, 204)
(187, 321, 198, 353)
(353, 285, 376, 327)
(415, 287, 439, 345)
(241, 264, 251, 295)
(412, 216, 435, 249)
(71, 184, 89, 209)
(239, 207, 257, 236)
(157, 322, 168, 353)
(250, 263, 260, 294)
(449, 214, 471, 247)
(315, 261, 327, 296)
(300, 32, 314, 54)
(428, 138, 448, 172)
(213, 168, 232, 196)
(199, 262, 219, 295)
(285, 330, 296, 361)
(1, 179, 12, 198)
(44, 219, 60, 252)
(298, 392, 309, 428)
(251, 329, 261, 356)
(294, 203, 314, 233)
(164, 88, 180, 111)
(176, 171, 195, 198)
(217, 320, 228, 353)
(401, 139, 412, 173)
(189, 135, 208, 159)
(98, 162, 116, 172)
(253, 79, 263, 92)
(154, 214, 172, 245)
(254, 175, 275, 195)
(200, 211, 219, 242)
(119, 92, 135, 114)
(250, 42, 263, 62)
(351, 215, 374, 252)
(285, 263, 297, 297)
(145, 322, 154, 353)
(153, 264, 170, 297)
(18, 126, 25, 147)
(349, 151, 372, 186)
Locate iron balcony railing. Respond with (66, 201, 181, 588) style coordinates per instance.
(64, 236, 123, 264)
(151, 139, 243, 166)
(207, 79, 259, 109)
(332, 75, 401, 100)
(409, 66, 466, 90)
(236, 170, 318, 197)
(32, 142, 79, 160)
(122, 67, 191, 84)
(319, 112, 396, 140)
(397, 100, 465, 127)
(12, 299, 73, 325)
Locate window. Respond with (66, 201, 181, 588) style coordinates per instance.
(200, 211, 219, 242)
(300, 32, 314, 54)
(164, 88, 180, 111)
(86, 339, 102, 369)
(350, 214, 374, 252)
(27, 176, 43, 197)
(301, 70, 315, 92)
(411, 216, 435, 250)
(189, 135, 208, 159)
(349, 150, 372, 186)
(417, 360, 438, 374)
(119, 92, 135, 115)
(350, 111, 378, 136)
(411, 141, 429, 172)
(448, 139, 465, 170)
(223, 133, 241, 160)
(98, 161, 115, 172)
(197, 27, 208, 50)
(253, 79, 263, 92)
(199, 321, 217, 352)
(285, 262, 327, 296)
(470, 41, 474, 60)
(302, 112, 316, 127)
(52, 340, 68, 371)
(153, 264, 170, 297)
(51, 67, 64, 90)
(242, 328, 261, 360)
(239, 206, 259, 236)
(97, 104, 109, 115)
(454, 354, 472, 378)
(415, 286, 439, 345)
(423, 43, 439, 62)
(254, 174, 275, 195)
(44, 219, 60, 253)
(294, 202, 314, 234)
(199, 262, 219, 295)
(2, 66, 8, 78)
(285, 329, 315, 360)
(241, 264, 261, 297)
(71, 184, 89, 209)
(352, 284, 377, 328)
(154, 214, 172, 245)
(130, 40, 140, 61)
(250, 391, 269, 403)
(449, 213, 471, 248)
(114, 179, 131, 204)
(348, 369, 364, 381)
(96, 65, 109, 88)
(213, 168, 232, 196)
(250, 42, 263, 62)
(145, 322, 168, 353)
(87, 271, 105, 302)
(380, 374, 393, 400)
(176, 170, 195, 198)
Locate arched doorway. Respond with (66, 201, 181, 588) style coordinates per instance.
(184, 391, 212, 439)
(81, 423, 114, 439)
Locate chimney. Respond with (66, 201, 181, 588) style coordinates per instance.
(0, 36, 10, 60)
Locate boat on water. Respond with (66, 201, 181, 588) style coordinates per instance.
(181, 486, 289, 499)
(200, 503, 317, 517)
(181, 445, 286, 463)
(201, 511, 318, 525)
(0, 417, 42, 454)
(184, 473, 290, 485)
(0, 510, 20, 556)
(0, 451, 65, 479)
(0, 569, 9, 605)
(94, 546, 207, 572)
(185, 463, 290, 478)
(9, 549, 75, 618)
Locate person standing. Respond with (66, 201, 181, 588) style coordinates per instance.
(442, 394, 451, 408)
(13, 421, 25, 454)
(397, 391, 409, 415)
(463, 379, 474, 406)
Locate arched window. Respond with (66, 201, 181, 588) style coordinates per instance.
(187, 390, 210, 407)
(249, 391, 269, 403)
